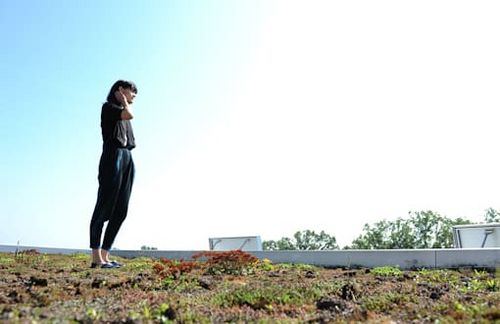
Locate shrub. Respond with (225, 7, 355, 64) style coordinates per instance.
(152, 258, 199, 279)
(193, 250, 259, 275)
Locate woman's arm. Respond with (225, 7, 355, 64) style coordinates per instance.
(121, 104, 134, 120)
(115, 90, 134, 120)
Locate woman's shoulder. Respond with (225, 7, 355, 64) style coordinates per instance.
(102, 102, 122, 109)
(101, 102, 123, 121)
(101, 102, 124, 117)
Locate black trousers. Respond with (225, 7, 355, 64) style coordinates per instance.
(90, 146, 135, 250)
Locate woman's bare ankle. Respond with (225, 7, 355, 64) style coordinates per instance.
(92, 249, 105, 264)
(100, 249, 110, 263)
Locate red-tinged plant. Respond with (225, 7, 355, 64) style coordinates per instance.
(192, 250, 259, 275)
(153, 258, 199, 279)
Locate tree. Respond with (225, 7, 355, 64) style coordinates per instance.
(483, 207, 500, 223)
(263, 230, 338, 251)
(141, 245, 158, 250)
(348, 211, 472, 249)
(348, 220, 392, 249)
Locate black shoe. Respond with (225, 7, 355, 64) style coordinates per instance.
(109, 260, 122, 268)
(90, 262, 118, 269)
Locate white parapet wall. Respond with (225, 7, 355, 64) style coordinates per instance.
(2, 244, 497, 270)
(111, 248, 500, 270)
(0, 244, 90, 255)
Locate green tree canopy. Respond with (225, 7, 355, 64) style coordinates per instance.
(348, 210, 472, 249)
(483, 207, 500, 223)
(263, 230, 338, 251)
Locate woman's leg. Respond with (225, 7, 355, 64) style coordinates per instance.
(89, 149, 124, 262)
(89, 186, 114, 253)
(100, 249, 109, 263)
(102, 151, 135, 252)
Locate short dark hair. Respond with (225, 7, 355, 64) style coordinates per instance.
(106, 80, 138, 104)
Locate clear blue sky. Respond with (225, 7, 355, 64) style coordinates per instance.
(1, 1, 499, 250)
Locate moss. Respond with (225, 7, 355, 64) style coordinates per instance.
(360, 292, 414, 312)
(124, 257, 154, 272)
(0, 252, 498, 322)
(212, 283, 324, 310)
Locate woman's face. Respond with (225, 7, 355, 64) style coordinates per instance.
(119, 87, 137, 104)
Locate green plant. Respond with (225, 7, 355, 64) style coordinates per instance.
(451, 301, 497, 319)
(462, 278, 500, 292)
(152, 258, 202, 292)
(259, 258, 274, 271)
(361, 292, 412, 312)
(432, 302, 449, 313)
(127, 310, 141, 321)
(163, 275, 201, 292)
(485, 279, 500, 291)
(212, 285, 319, 310)
(126, 257, 154, 272)
(70, 253, 90, 262)
(14, 249, 48, 267)
(469, 279, 484, 292)
(371, 266, 402, 277)
(85, 307, 100, 321)
(276, 263, 318, 272)
(142, 306, 151, 320)
(152, 303, 176, 323)
(416, 269, 460, 285)
(311, 280, 345, 296)
(0, 256, 14, 265)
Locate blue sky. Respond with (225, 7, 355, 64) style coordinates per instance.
(1, 1, 500, 250)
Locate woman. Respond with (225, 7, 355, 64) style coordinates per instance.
(89, 80, 138, 268)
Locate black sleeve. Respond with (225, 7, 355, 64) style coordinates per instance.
(101, 103, 123, 121)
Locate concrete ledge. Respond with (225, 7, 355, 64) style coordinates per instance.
(1, 245, 498, 270)
(0, 244, 90, 255)
(108, 248, 500, 270)
(436, 248, 500, 269)
(246, 250, 437, 269)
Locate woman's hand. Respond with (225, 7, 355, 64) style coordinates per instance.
(114, 90, 128, 106)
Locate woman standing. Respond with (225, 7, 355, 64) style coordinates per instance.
(89, 80, 138, 268)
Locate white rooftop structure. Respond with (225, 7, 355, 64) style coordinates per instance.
(452, 223, 500, 248)
(208, 236, 262, 251)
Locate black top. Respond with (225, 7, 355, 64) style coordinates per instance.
(100, 102, 136, 150)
